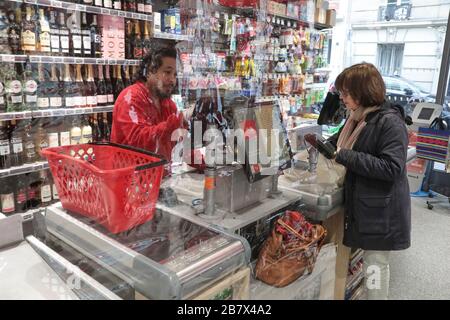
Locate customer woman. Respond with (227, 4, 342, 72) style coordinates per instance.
(328, 62, 411, 300)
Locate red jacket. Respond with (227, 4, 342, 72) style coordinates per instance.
(111, 82, 184, 161)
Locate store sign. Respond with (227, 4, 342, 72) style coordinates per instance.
(99, 15, 125, 59)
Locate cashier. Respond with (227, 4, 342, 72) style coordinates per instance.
(111, 46, 189, 161)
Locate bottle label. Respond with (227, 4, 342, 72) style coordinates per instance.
(107, 94, 114, 103)
(0, 82, 3, 94)
(60, 35, 69, 51)
(104, 0, 112, 8)
(0, 97, 4, 105)
(71, 134, 82, 145)
(72, 34, 82, 51)
(40, 140, 49, 151)
(97, 95, 108, 104)
(12, 140, 23, 154)
(25, 141, 36, 159)
(145, 4, 152, 14)
(50, 96, 63, 108)
(93, 34, 101, 45)
(52, 183, 59, 200)
(48, 133, 59, 147)
(65, 96, 74, 108)
(82, 130, 93, 143)
(1, 193, 15, 214)
(86, 95, 97, 106)
(113, 1, 121, 10)
(95, 0, 103, 6)
(83, 35, 91, 54)
(26, 94, 37, 103)
(60, 132, 71, 146)
(8, 80, 22, 94)
(11, 95, 22, 104)
(0, 140, 10, 155)
(22, 30, 36, 50)
(38, 97, 50, 108)
(40, 31, 51, 51)
(138, 3, 145, 12)
(16, 191, 27, 204)
(27, 188, 36, 199)
(25, 80, 38, 94)
(41, 185, 52, 203)
(51, 34, 60, 51)
(74, 96, 87, 107)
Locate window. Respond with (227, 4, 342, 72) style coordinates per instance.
(377, 44, 404, 76)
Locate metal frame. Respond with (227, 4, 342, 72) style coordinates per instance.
(436, 10, 450, 105)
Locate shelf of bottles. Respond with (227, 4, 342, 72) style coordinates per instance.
(0, 54, 141, 65)
(6, 0, 153, 22)
(0, 105, 114, 121)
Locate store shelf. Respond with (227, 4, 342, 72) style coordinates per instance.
(0, 54, 141, 65)
(7, 0, 153, 21)
(0, 105, 114, 121)
(0, 161, 49, 178)
(153, 32, 193, 42)
(267, 13, 333, 30)
(0, 54, 28, 63)
(304, 83, 329, 90)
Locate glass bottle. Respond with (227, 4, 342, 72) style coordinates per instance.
(21, 5, 37, 54)
(37, 63, 49, 110)
(10, 119, 25, 167)
(5, 67, 23, 112)
(0, 121, 12, 170)
(23, 119, 37, 164)
(74, 64, 86, 108)
(114, 65, 124, 100)
(37, 8, 51, 54)
(7, 9, 21, 54)
(0, 176, 15, 215)
(48, 64, 63, 109)
(81, 12, 91, 57)
(15, 177, 28, 213)
(23, 63, 38, 111)
(84, 64, 97, 108)
(104, 66, 115, 105)
(90, 14, 102, 58)
(59, 12, 70, 56)
(96, 65, 108, 107)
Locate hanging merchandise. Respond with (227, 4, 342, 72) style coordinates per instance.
(218, 0, 258, 8)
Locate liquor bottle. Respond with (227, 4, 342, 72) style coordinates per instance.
(49, 9, 61, 55)
(123, 66, 132, 88)
(81, 116, 93, 144)
(23, 120, 37, 163)
(15, 177, 28, 213)
(10, 120, 25, 167)
(59, 12, 70, 56)
(136, 0, 145, 13)
(27, 172, 41, 209)
(48, 64, 63, 109)
(37, 8, 51, 54)
(0, 177, 15, 215)
(125, 19, 134, 59)
(125, 0, 136, 12)
(50, 172, 59, 204)
(104, 66, 115, 104)
(35, 119, 49, 161)
(90, 14, 102, 58)
(74, 64, 87, 108)
(96, 65, 108, 107)
(114, 65, 125, 100)
(85, 64, 97, 107)
(69, 13, 83, 57)
(63, 65, 76, 108)
(144, 0, 153, 14)
(60, 117, 71, 146)
(23, 63, 38, 110)
(39, 170, 52, 207)
(103, 0, 113, 9)
(102, 112, 111, 141)
(0, 77, 6, 113)
(92, 113, 103, 142)
(142, 22, 152, 57)
(21, 5, 37, 54)
(0, 7, 11, 54)
(37, 64, 50, 110)
(113, 0, 122, 11)
(70, 117, 82, 145)
(94, 0, 104, 8)
(7, 9, 22, 54)
(5, 68, 23, 112)
(47, 117, 59, 148)
(133, 21, 143, 59)
(0, 121, 12, 170)
(81, 12, 91, 57)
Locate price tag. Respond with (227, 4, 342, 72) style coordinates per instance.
(66, 109, 75, 115)
(96, 58, 105, 65)
(76, 4, 86, 11)
(65, 57, 75, 64)
(29, 56, 40, 63)
(75, 58, 84, 64)
(108, 59, 117, 65)
(0, 55, 15, 63)
(42, 110, 52, 117)
(132, 13, 138, 19)
(52, 0, 63, 8)
(101, 8, 110, 15)
(75, 108, 85, 114)
(53, 110, 65, 117)
(118, 11, 126, 17)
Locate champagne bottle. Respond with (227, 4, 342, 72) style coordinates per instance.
(90, 14, 102, 58)
(59, 12, 70, 56)
(15, 177, 28, 213)
(70, 117, 82, 145)
(63, 64, 75, 108)
(81, 12, 91, 57)
(84, 65, 97, 107)
(74, 64, 86, 108)
(96, 65, 108, 107)
(104, 66, 114, 104)
(114, 65, 125, 100)
(48, 64, 63, 109)
(81, 116, 93, 144)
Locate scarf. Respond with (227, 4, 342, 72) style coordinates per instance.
(337, 106, 380, 151)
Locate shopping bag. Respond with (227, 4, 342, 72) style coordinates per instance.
(416, 127, 450, 163)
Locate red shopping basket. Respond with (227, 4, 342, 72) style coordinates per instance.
(41, 142, 167, 234)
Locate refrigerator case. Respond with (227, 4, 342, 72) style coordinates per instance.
(42, 205, 251, 300)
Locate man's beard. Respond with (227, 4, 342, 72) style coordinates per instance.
(155, 83, 174, 99)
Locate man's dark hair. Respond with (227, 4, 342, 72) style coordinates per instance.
(135, 46, 177, 82)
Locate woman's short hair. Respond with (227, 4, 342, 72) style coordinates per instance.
(335, 62, 386, 107)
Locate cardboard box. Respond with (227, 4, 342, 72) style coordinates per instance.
(326, 9, 336, 26)
(99, 16, 125, 59)
(315, 8, 327, 24)
(250, 244, 337, 300)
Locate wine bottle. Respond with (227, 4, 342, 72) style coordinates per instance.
(10, 119, 25, 167)
(0, 75, 6, 113)
(37, 63, 50, 110)
(85, 64, 97, 107)
(70, 117, 82, 145)
(69, 13, 83, 57)
(0, 177, 15, 215)
(47, 117, 59, 148)
(144, 0, 153, 14)
(7, 9, 21, 54)
(142, 21, 152, 57)
(48, 64, 63, 109)
(63, 64, 75, 108)
(23, 63, 38, 110)
(39, 170, 52, 207)
(125, 0, 136, 12)
(114, 65, 125, 100)
(81, 115, 93, 144)
(133, 21, 143, 59)
(0, 121, 12, 170)
(125, 19, 134, 59)
(81, 12, 91, 57)
(35, 119, 49, 161)
(113, 0, 122, 11)
(60, 117, 71, 146)
(59, 12, 70, 56)
(5, 68, 23, 112)
(15, 177, 28, 213)
(49, 9, 61, 55)
(96, 65, 108, 107)
(23, 120, 37, 163)
(90, 14, 102, 58)
(74, 64, 87, 108)
(92, 113, 103, 141)
(37, 8, 51, 54)
(1, 8, 11, 54)
(104, 66, 115, 104)
(21, 5, 37, 54)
